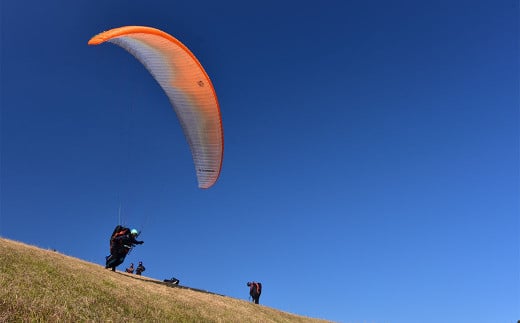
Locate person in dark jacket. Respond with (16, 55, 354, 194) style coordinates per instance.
(247, 281, 262, 304)
(136, 261, 146, 275)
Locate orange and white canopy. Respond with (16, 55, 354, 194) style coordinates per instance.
(89, 26, 223, 189)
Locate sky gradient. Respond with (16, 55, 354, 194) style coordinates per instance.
(1, 1, 519, 322)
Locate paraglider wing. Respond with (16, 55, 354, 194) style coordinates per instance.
(88, 26, 223, 189)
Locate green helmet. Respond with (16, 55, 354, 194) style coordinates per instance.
(130, 229, 139, 236)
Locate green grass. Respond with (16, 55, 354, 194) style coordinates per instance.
(0, 238, 333, 322)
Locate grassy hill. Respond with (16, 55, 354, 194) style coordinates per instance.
(0, 238, 332, 322)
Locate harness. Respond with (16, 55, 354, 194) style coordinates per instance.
(250, 282, 261, 294)
(113, 228, 129, 239)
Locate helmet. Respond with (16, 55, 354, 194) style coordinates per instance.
(130, 229, 139, 236)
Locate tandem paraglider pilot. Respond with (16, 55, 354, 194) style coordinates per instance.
(105, 226, 144, 272)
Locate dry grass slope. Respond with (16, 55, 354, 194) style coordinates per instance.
(0, 238, 332, 322)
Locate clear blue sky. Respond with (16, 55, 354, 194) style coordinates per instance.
(1, 1, 518, 322)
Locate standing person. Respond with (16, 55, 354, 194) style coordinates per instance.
(125, 263, 134, 274)
(136, 261, 146, 275)
(247, 282, 262, 304)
